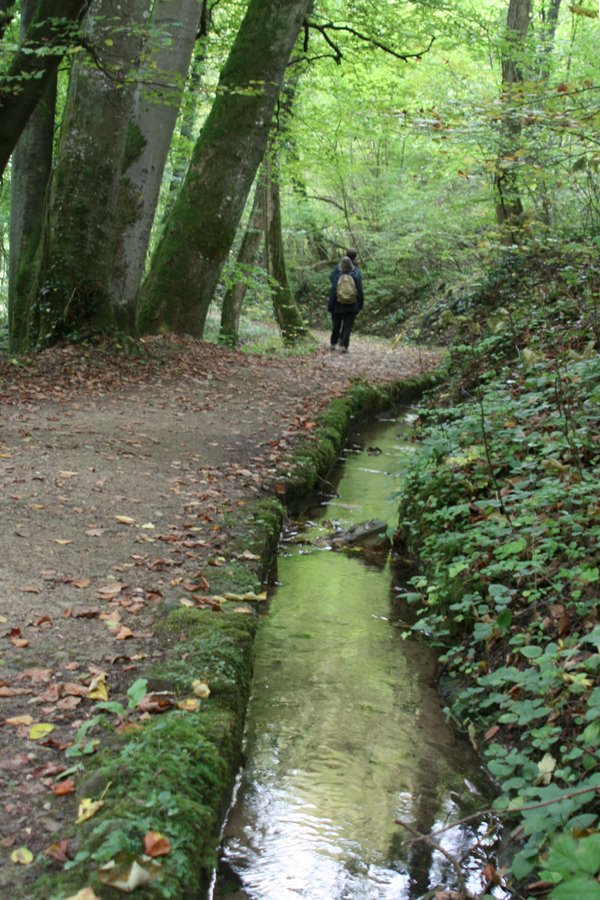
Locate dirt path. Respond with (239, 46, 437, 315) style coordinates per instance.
(0, 334, 438, 887)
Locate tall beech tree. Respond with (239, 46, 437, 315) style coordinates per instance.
(8, 0, 57, 349)
(108, 0, 203, 331)
(14, 0, 150, 350)
(219, 181, 265, 345)
(137, 0, 313, 337)
(262, 154, 307, 344)
(0, 0, 91, 177)
(494, 0, 532, 237)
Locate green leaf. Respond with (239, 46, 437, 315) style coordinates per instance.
(127, 677, 148, 710)
(550, 878, 600, 900)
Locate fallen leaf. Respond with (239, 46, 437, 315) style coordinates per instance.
(23, 667, 51, 683)
(115, 515, 136, 526)
(10, 637, 29, 648)
(11, 846, 34, 865)
(71, 579, 92, 589)
(97, 582, 124, 598)
(76, 798, 104, 824)
(88, 672, 109, 701)
(29, 722, 55, 740)
(239, 550, 261, 560)
(115, 626, 134, 641)
(192, 680, 210, 699)
(59, 470, 79, 478)
(44, 839, 72, 862)
(0, 686, 32, 697)
(177, 698, 200, 712)
(143, 831, 171, 858)
(53, 779, 76, 796)
(5, 714, 34, 726)
(63, 682, 89, 697)
(54, 539, 74, 545)
(65, 890, 101, 900)
(98, 855, 162, 891)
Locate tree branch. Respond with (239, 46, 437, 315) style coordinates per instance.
(0, 0, 91, 178)
(306, 20, 435, 63)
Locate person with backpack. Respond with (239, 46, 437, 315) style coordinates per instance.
(328, 254, 363, 352)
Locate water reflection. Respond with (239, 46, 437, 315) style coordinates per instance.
(214, 415, 497, 899)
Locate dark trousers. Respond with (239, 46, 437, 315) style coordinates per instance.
(330, 312, 356, 349)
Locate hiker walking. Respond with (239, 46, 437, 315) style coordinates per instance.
(328, 253, 363, 352)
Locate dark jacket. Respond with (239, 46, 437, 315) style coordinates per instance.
(328, 266, 364, 315)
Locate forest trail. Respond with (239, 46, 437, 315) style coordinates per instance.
(0, 333, 438, 884)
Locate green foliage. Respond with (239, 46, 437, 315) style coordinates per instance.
(397, 256, 600, 884)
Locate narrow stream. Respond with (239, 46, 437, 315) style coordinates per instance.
(214, 412, 498, 899)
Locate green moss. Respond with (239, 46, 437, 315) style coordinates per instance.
(31, 611, 256, 900)
(280, 372, 444, 502)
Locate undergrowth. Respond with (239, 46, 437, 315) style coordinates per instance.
(396, 246, 600, 895)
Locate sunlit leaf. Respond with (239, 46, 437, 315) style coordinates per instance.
(29, 722, 55, 740)
(177, 698, 200, 712)
(192, 680, 210, 698)
(76, 798, 104, 823)
(11, 847, 34, 865)
(88, 672, 109, 701)
(115, 515, 136, 525)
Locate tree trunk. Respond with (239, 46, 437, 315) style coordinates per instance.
(161, 1, 212, 218)
(21, 0, 150, 350)
(219, 181, 265, 346)
(8, 0, 57, 350)
(537, 0, 562, 79)
(138, 0, 313, 337)
(0, 0, 91, 178)
(263, 156, 307, 345)
(108, 0, 202, 331)
(494, 0, 532, 238)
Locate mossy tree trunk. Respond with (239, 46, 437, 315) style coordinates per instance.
(219, 180, 265, 346)
(263, 156, 307, 345)
(8, 0, 56, 350)
(137, 0, 313, 338)
(494, 0, 531, 241)
(108, 0, 202, 332)
(18, 0, 150, 350)
(0, 0, 91, 178)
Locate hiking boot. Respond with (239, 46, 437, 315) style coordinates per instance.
(340, 347, 348, 353)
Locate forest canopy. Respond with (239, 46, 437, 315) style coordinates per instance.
(0, 0, 598, 349)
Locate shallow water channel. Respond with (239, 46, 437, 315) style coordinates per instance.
(213, 412, 496, 899)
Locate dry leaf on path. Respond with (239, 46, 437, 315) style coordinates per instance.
(115, 515, 136, 526)
(29, 722, 54, 740)
(11, 846, 34, 865)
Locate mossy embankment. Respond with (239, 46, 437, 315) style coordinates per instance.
(31, 369, 440, 900)
(394, 247, 600, 895)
